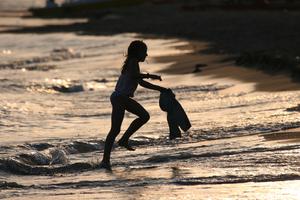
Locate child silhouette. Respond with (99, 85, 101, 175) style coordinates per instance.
(100, 40, 167, 170)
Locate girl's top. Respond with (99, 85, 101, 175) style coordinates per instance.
(114, 62, 139, 97)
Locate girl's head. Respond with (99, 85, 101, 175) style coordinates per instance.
(121, 40, 148, 74)
(126, 40, 148, 62)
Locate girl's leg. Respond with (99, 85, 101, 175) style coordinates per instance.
(101, 97, 125, 169)
(118, 97, 150, 149)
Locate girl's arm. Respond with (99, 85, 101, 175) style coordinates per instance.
(138, 79, 166, 92)
(129, 60, 162, 81)
(140, 73, 162, 81)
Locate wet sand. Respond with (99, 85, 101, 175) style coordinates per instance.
(155, 41, 300, 92)
(263, 128, 300, 143)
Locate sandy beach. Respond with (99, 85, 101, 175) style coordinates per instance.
(1, 2, 300, 200)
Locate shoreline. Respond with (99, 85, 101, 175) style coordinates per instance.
(0, 8, 299, 92)
(2, 3, 300, 86)
(152, 39, 300, 92)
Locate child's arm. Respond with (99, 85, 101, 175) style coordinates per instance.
(129, 60, 162, 81)
(140, 73, 162, 81)
(129, 63, 166, 92)
(138, 79, 166, 92)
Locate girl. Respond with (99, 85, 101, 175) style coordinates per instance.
(100, 40, 167, 170)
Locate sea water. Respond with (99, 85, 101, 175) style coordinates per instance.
(0, 8, 300, 200)
(0, 0, 45, 11)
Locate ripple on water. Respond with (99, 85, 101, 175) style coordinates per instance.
(0, 48, 82, 70)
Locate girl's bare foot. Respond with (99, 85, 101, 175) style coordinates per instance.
(99, 161, 112, 171)
(118, 141, 135, 151)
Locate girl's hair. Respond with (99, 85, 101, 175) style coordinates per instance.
(122, 40, 147, 74)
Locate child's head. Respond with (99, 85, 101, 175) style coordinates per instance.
(127, 40, 148, 62)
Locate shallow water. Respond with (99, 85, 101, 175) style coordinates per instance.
(0, 0, 45, 11)
(1, 15, 300, 199)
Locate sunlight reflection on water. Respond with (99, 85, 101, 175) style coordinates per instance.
(0, 15, 300, 199)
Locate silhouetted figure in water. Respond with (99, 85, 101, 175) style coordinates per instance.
(100, 40, 168, 170)
(46, 0, 58, 8)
